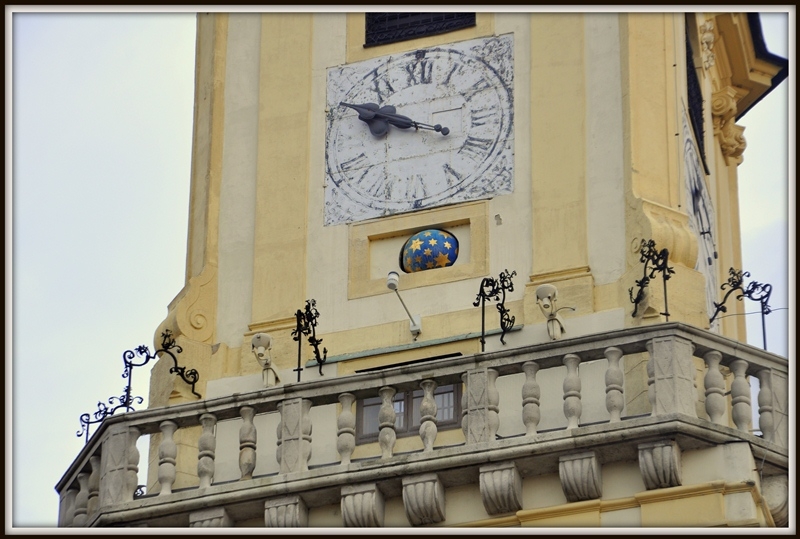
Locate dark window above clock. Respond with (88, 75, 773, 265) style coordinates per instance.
(685, 17, 710, 175)
(365, 13, 476, 48)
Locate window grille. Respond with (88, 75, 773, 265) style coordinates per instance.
(365, 13, 476, 47)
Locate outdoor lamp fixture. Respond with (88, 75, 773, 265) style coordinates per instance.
(387, 271, 422, 339)
(251, 332, 280, 387)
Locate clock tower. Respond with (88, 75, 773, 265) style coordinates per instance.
(127, 12, 788, 528)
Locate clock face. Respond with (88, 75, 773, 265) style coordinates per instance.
(682, 107, 719, 328)
(325, 35, 514, 225)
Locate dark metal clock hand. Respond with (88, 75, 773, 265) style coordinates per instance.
(340, 102, 449, 136)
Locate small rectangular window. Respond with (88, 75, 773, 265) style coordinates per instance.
(356, 384, 462, 443)
(365, 13, 476, 48)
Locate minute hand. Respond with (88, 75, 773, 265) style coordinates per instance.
(340, 103, 449, 136)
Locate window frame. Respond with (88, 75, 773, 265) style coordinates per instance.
(355, 383, 462, 444)
(364, 13, 476, 48)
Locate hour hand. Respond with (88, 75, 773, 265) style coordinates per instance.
(340, 102, 449, 136)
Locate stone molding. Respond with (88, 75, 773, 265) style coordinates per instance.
(711, 86, 747, 162)
(189, 507, 232, 527)
(638, 439, 682, 490)
(341, 483, 385, 527)
(402, 473, 446, 526)
(558, 451, 602, 503)
(265, 495, 308, 527)
(479, 461, 522, 515)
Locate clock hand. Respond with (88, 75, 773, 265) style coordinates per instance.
(340, 102, 449, 135)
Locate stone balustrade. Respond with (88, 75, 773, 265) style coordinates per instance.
(55, 323, 789, 528)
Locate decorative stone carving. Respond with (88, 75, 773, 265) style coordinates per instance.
(479, 462, 522, 515)
(341, 483, 385, 527)
(638, 440, 682, 490)
(536, 283, 567, 340)
(276, 398, 313, 473)
(158, 420, 178, 495)
(461, 368, 500, 444)
(265, 495, 308, 527)
(251, 332, 280, 387)
(702, 350, 726, 425)
(729, 359, 752, 433)
(559, 451, 602, 502)
(198, 413, 217, 488)
(87, 455, 101, 517)
(71, 472, 90, 526)
(521, 361, 541, 436)
(402, 473, 445, 526)
(712, 87, 747, 161)
(646, 336, 698, 417)
(378, 386, 397, 459)
(158, 264, 217, 344)
(761, 474, 788, 527)
(337, 393, 356, 465)
(189, 507, 232, 527)
(419, 379, 438, 452)
(239, 406, 257, 480)
(562, 353, 582, 430)
(604, 347, 624, 422)
(99, 424, 138, 508)
(699, 19, 716, 70)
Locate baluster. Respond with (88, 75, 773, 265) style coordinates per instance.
(275, 408, 282, 467)
(729, 359, 752, 433)
(239, 407, 257, 480)
(301, 399, 313, 468)
(646, 340, 655, 416)
(61, 487, 78, 527)
(378, 386, 397, 459)
(337, 393, 356, 465)
(87, 455, 100, 517)
(563, 354, 582, 430)
(126, 427, 141, 500)
(198, 413, 217, 488)
(604, 347, 624, 422)
(521, 361, 541, 436)
(702, 350, 726, 425)
(756, 369, 775, 442)
(419, 380, 438, 452)
(71, 472, 90, 526)
(158, 421, 178, 495)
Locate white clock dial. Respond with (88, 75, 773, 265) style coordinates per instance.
(325, 35, 514, 225)
(682, 107, 719, 328)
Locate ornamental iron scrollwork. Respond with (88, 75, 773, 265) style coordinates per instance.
(291, 299, 328, 382)
(629, 239, 675, 321)
(77, 330, 201, 444)
(710, 267, 773, 349)
(473, 270, 516, 352)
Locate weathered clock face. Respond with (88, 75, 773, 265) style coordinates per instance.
(683, 108, 719, 327)
(325, 35, 514, 225)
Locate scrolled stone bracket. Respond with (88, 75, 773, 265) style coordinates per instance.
(638, 440, 682, 490)
(341, 483, 385, 527)
(558, 451, 602, 503)
(265, 495, 308, 527)
(479, 461, 522, 515)
(402, 473, 446, 526)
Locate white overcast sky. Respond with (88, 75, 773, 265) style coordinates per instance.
(6, 7, 794, 530)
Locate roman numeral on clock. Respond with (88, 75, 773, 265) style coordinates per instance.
(405, 60, 433, 85)
(459, 136, 493, 160)
(340, 152, 370, 172)
(366, 68, 395, 103)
